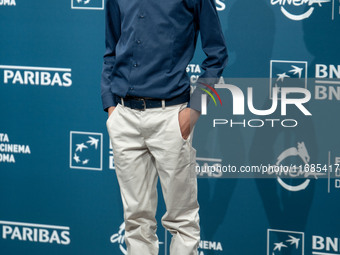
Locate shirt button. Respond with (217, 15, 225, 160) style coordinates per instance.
(136, 40, 141, 44)
(133, 63, 138, 67)
(139, 14, 145, 18)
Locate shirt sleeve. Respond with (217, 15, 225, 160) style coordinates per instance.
(188, 0, 228, 112)
(100, 0, 121, 112)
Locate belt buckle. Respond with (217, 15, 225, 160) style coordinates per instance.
(138, 98, 146, 110)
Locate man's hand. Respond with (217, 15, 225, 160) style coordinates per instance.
(178, 108, 200, 140)
(108, 106, 116, 118)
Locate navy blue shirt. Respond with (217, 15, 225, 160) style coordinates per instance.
(101, 0, 228, 112)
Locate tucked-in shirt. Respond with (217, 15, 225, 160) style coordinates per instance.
(101, 0, 228, 112)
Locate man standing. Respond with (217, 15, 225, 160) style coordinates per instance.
(101, 0, 227, 254)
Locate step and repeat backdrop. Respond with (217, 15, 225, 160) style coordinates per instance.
(1, 0, 340, 254)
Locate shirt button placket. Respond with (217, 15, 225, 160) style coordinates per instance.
(134, 12, 145, 66)
(130, 11, 145, 89)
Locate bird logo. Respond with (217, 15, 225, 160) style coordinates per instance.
(73, 137, 99, 165)
(275, 65, 304, 84)
(75, 143, 88, 152)
(273, 242, 287, 251)
(73, 153, 80, 163)
(87, 136, 99, 149)
(70, 132, 102, 170)
(271, 61, 307, 99)
(272, 236, 300, 254)
(289, 65, 304, 79)
(268, 229, 304, 255)
(76, 0, 91, 4)
(286, 235, 300, 249)
(276, 72, 290, 83)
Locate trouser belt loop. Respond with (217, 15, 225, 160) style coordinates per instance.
(161, 99, 165, 110)
(121, 97, 125, 107)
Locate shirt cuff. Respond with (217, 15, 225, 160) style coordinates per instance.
(102, 93, 118, 112)
(188, 88, 202, 112)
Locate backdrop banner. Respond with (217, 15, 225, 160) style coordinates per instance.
(1, 0, 339, 254)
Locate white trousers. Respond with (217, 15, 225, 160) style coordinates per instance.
(106, 102, 200, 255)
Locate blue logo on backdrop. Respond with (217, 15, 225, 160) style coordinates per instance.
(71, 0, 104, 10)
(267, 229, 304, 255)
(69, 131, 103, 170)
